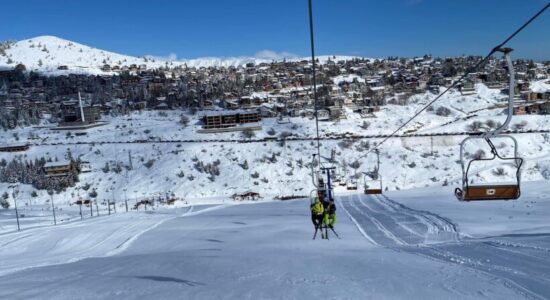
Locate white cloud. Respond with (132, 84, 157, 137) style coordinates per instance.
(255, 49, 297, 60)
(145, 52, 178, 62)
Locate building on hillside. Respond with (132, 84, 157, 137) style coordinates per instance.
(101, 64, 111, 72)
(0, 143, 30, 152)
(44, 160, 75, 177)
(232, 191, 261, 201)
(60, 100, 101, 125)
(201, 110, 261, 129)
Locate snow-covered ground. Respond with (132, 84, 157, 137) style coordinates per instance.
(0, 182, 548, 299)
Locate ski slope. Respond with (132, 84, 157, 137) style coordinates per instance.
(0, 182, 549, 299)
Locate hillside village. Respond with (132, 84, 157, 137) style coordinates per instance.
(1, 37, 549, 131)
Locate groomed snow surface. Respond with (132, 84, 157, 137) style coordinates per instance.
(0, 182, 549, 300)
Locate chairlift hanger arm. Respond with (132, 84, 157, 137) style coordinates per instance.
(484, 49, 514, 139)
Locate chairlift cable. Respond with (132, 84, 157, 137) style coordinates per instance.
(363, 2, 550, 156)
(308, 0, 322, 164)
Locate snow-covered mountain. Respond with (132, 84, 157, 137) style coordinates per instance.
(0, 35, 360, 74)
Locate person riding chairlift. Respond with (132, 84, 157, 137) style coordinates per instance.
(323, 200, 336, 229)
(310, 191, 325, 236)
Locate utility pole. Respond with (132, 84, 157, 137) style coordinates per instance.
(48, 190, 57, 225)
(431, 136, 434, 156)
(128, 150, 133, 170)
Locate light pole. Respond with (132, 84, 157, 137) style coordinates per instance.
(142, 192, 146, 211)
(8, 182, 20, 231)
(48, 190, 57, 225)
(134, 190, 138, 211)
(76, 187, 82, 220)
(111, 188, 116, 213)
(123, 188, 128, 212)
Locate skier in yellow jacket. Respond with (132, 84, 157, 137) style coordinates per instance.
(310, 194, 325, 235)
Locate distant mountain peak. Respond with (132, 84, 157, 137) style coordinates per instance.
(0, 35, 364, 75)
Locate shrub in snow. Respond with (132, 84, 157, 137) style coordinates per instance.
(486, 120, 501, 129)
(89, 189, 98, 198)
(492, 168, 506, 176)
(240, 160, 249, 170)
(0, 197, 9, 209)
(338, 139, 354, 149)
(408, 162, 417, 168)
(267, 128, 276, 136)
(266, 153, 278, 163)
(0, 192, 13, 208)
(349, 160, 362, 171)
(101, 163, 110, 173)
(472, 149, 486, 160)
(435, 106, 451, 117)
(251, 171, 260, 179)
(179, 115, 190, 127)
(468, 121, 483, 131)
(82, 183, 91, 191)
(279, 131, 292, 139)
(359, 121, 370, 129)
(144, 159, 155, 169)
(31, 190, 38, 197)
(241, 128, 255, 139)
(513, 121, 528, 130)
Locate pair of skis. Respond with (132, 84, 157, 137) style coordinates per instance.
(313, 225, 340, 240)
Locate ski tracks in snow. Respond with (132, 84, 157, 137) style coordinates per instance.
(339, 193, 550, 299)
(339, 193, 458, 247)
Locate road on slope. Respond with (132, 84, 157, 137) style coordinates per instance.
(0, 199, 530, 300)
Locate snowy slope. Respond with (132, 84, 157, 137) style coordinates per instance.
(0, 182, 549, 299)
(0, 35, 362, 74)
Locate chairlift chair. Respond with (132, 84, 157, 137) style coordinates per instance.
(363, 149, 383, 194)
(346, 181, 358, 190)
(364, 174, 383, 194)
(455, 48, 523, 201)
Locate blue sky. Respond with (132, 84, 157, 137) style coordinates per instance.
(1, 0, 549, 60)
